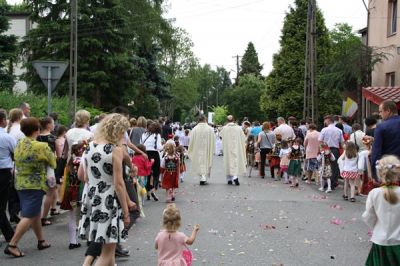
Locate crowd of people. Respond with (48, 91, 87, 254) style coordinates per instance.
(0, 100, 399, 265)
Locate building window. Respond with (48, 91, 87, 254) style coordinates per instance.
(386, 72, 396, 86)
(389, 0, 398, 35)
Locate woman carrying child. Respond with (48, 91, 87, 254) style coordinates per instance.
(132, 144, 154, 215)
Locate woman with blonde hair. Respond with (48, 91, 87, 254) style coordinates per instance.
(61, 109, 93, 249)
(129, 116, 147, 146)
(6, 108, 24, 224)
(363, 155, 400, 265)
(79, 113, 130, 266)
(7, 108, 24, 141)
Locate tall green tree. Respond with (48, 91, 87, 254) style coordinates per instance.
(0, 0, 17, 91)
(208, 67, 232, 107)
(21, 0, 139, 110)
(260, 0, 331, 120)
(225, 74, 265, 121)
(19, 0, 176, 114)
(320, 23, 386, 121)
(159, 27, 198, 80)
(239, 42, 263, 79)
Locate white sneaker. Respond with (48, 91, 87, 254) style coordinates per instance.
(325, 188, 332, 193)
(318, 187, 324, 192)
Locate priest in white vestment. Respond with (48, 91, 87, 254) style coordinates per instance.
(220, 115, 247, 185)
(188, 115, 216, 185)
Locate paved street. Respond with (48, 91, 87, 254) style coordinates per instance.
(1, 156, 371, 266)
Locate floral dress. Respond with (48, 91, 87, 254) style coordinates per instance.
(78, 142, 128, 243)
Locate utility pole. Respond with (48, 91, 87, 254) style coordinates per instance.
(232, 55, 241, 83)
(69, 0, 78, 123)
(303, 0, 317, 123)
(361, 0, 370, 122)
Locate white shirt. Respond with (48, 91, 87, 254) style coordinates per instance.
(358, 150, 370, 172)
(319, 124, 344, 148)
(140, 132, 162, 151)
(362, 187, 400, 246)
(348, 130, 367, 152)
(338, 155, 360, 173)
(181, 135, 190, 147)
(274, 123, 295, 141)
(299, 125, 308, 137)
(89, 123, 99, 134)
(66, 128, 93, 159)
(8, 124, 25, 142)
(279, 148, 291, 158)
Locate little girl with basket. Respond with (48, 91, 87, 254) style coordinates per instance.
(155, 204, 200, 266)
(279, 140, 291, 184)
(317, 143, 335, 193)
(60, 141, 87, 249)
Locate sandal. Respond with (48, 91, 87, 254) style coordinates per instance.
(342, 195, 348, 201)
(50, 208, 60, 216)
(4, 244, 25, 258)
(37, 240, 51, 250)
(41, 218, 52, 226)
(350, 198, 356, 202)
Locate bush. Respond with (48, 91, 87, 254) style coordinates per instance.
(212, 105, 228, 125)
(0, 91, 102, 126)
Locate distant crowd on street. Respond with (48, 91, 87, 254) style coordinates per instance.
(0, 100, 399, 266)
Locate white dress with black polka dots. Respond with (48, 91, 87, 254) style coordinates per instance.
(78, 142, 128, 243)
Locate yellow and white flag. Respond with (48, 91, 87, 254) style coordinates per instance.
(342, 97, 358, 118)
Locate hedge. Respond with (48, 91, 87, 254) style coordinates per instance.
(0, 91, 102, 126)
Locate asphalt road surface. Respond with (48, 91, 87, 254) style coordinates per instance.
(1, 156, 371, 266)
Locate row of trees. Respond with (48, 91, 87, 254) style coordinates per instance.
(0, 0, 386, 124)
(0, 0, 233, 122)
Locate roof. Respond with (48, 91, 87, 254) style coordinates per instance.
(362, 87, 400, 108)
(5, 12, 31, 18)
(358, 27, 368, 34)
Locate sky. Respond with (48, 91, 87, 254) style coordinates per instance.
(8, 0, 368, 76)
(164, 0, 368, 76)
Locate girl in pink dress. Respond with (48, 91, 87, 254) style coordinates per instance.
(155, 204, 200, 266)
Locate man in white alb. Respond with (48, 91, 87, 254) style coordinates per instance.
(188, 115, 215, 185)
(220, 115, 247, 186)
